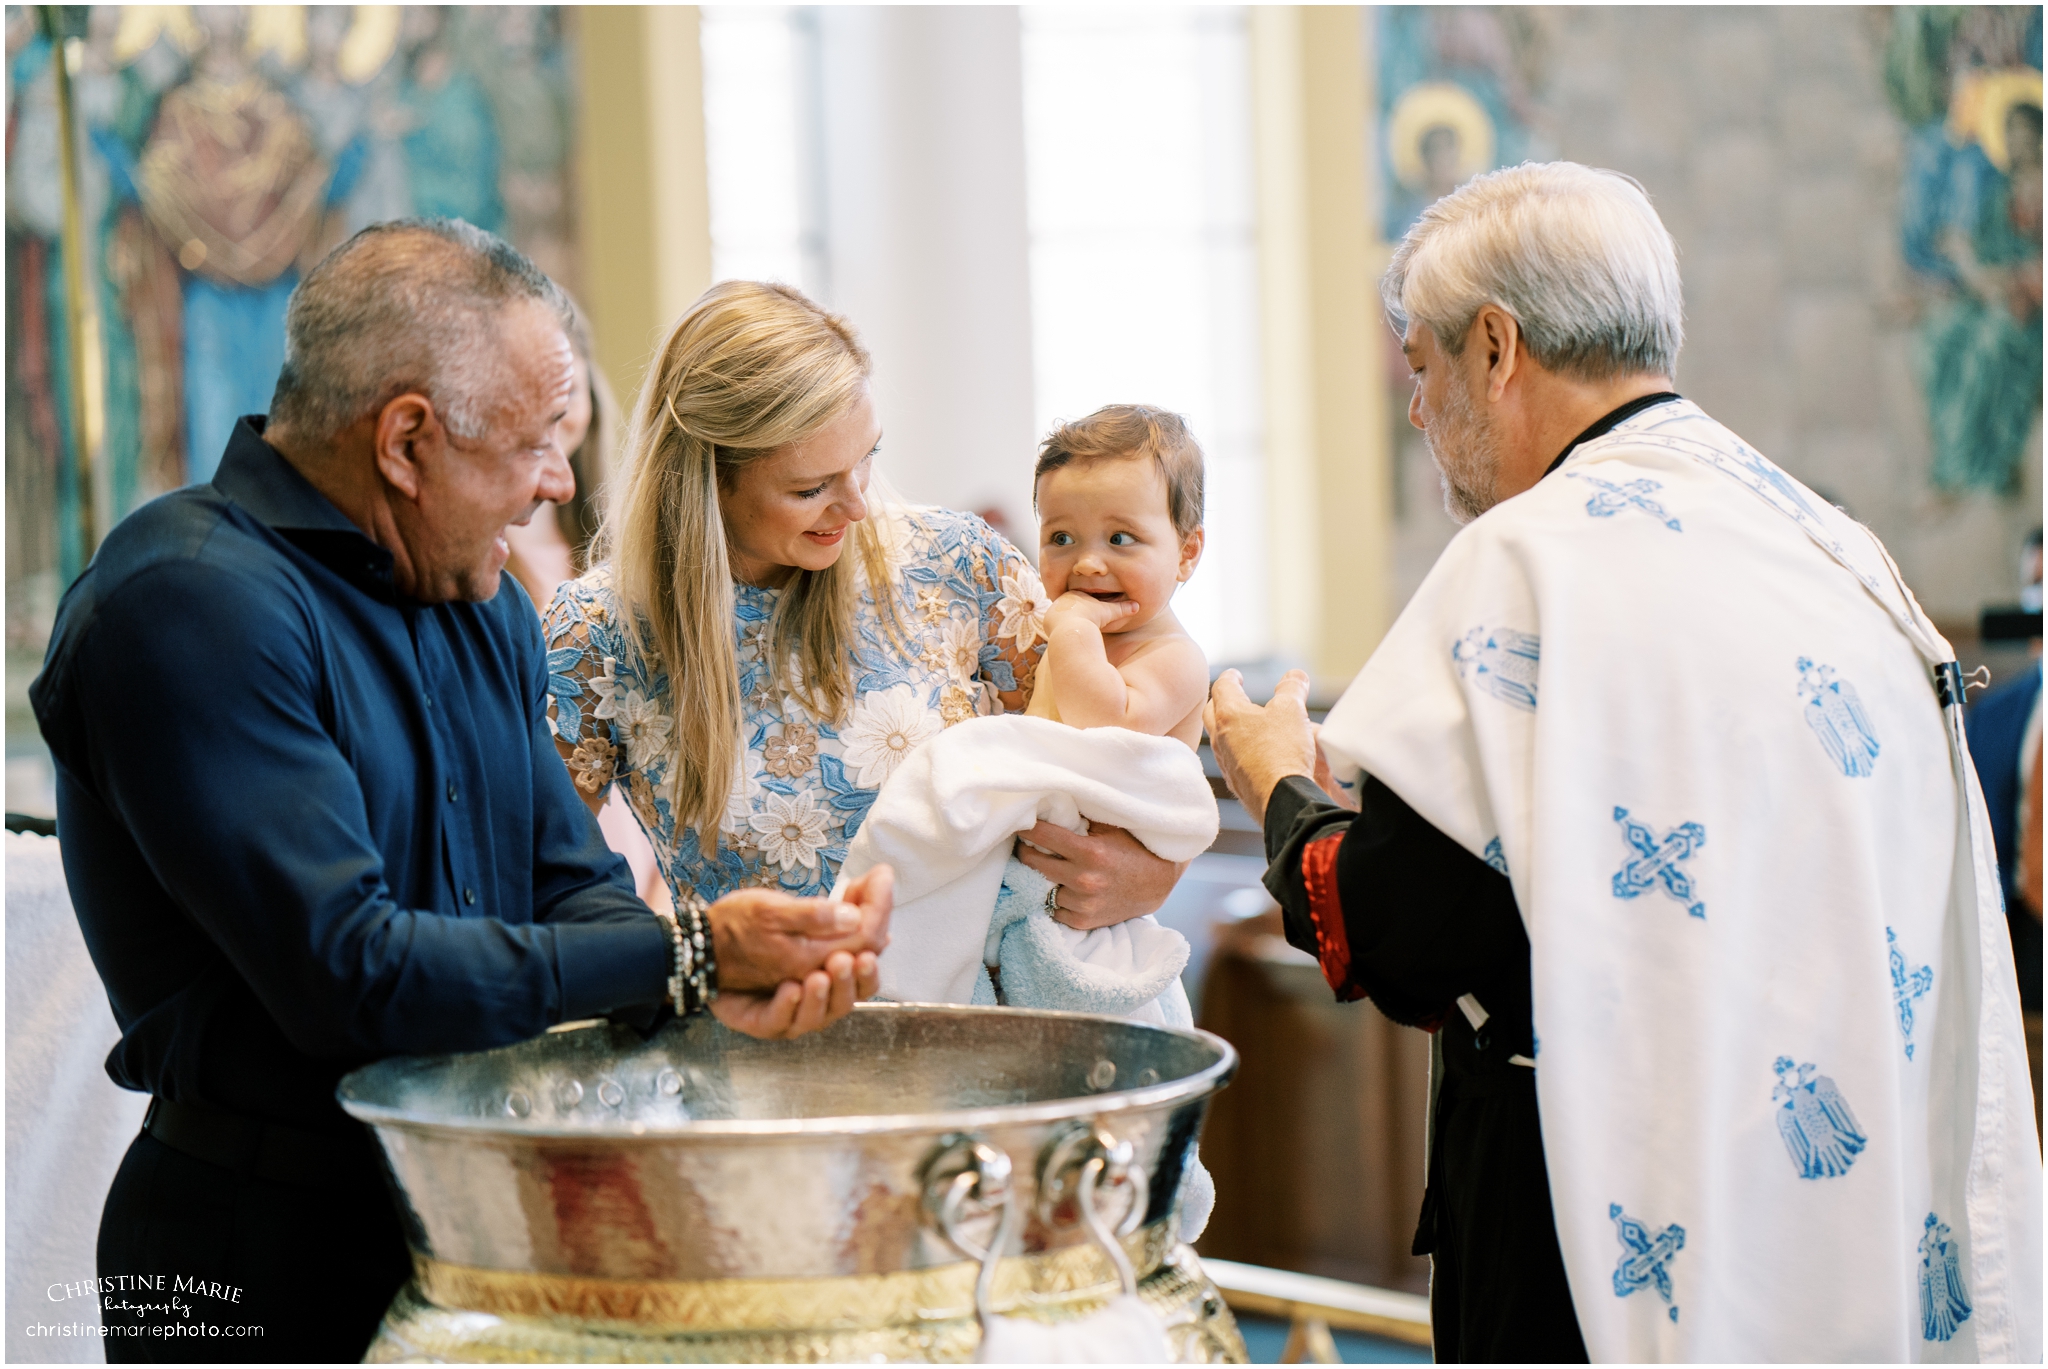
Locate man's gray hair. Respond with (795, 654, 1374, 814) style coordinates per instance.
(269, 217, 570, 441)
(1381, 162, 1683, 382)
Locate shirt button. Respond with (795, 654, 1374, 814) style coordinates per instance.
(447, 781, 459, 803)
(464, 888, 476, 906)
(424, 694, 433, 710)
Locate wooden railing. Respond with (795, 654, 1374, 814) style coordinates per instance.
(1202, 1257, 1431, 1361)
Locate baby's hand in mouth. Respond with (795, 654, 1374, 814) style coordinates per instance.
(1049, 589, 1142, 630)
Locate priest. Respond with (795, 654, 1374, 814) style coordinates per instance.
(1204, 162, 2042, 1362)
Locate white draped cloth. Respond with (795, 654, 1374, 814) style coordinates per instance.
(1318, 399, 2042, 1362)
(836, 714, 1217, 1018)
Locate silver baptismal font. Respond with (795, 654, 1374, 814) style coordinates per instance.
(340, 1002, 1248, 1361)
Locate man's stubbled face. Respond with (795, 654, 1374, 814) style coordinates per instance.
(1404, 318, 1503, 524)
(1425, 362, 1505, 524)
(406, 299, 577, 603)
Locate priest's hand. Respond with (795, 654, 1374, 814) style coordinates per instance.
(1013, 820, 1187, 930)
(706, 866, 892, 1039)
(1204, 669, 1318, 828)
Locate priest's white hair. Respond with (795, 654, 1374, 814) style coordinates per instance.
(1382, 161, 1683, 382)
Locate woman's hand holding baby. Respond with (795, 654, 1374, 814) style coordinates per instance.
(707, 865, 893, 1039)
(1013, 821, 1188, 929)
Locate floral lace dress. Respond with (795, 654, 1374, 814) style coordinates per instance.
(541, 506, 1051, 901)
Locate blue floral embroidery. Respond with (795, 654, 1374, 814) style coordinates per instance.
(541, 507, 1046, 901)
(1453, 627, 1540, 711)
(1919, 1212, 1972, 1342)
(1772, 1057, 1866, 1179)
(1888, 926, 1933, 1061)
(1566, 472, 1683, 531)
(1797, 657, 1880, 778)
(1610, 1203, 1685, 1322)
(545, 648, 587, 738)
(1483, 837, 1510, 875)
(1611, 807, 1707, 918)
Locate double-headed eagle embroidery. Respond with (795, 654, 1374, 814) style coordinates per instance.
(1918, 1212, 1972, 1343)
(1772, 1057, 1866, 1179)
(1610, 1203, 1685, 1323)
(1453, 627, 1540, 712)
(1797, 657, 1880, 778)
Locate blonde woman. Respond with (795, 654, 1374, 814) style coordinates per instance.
(543, 282, 1184, 928)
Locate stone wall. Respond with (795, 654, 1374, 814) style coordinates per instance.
(1390, 5, 2043, 627)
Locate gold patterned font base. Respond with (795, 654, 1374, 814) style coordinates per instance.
(363, 1233, 1247, 1364)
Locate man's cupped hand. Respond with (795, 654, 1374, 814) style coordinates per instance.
(1203, 669, 1324, 828)
(707, 864, 893, 1040)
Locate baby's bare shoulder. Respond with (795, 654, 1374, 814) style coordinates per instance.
(1114, 626, 1209, 690)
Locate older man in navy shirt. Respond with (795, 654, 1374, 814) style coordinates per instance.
(31, 219, 891, 1362)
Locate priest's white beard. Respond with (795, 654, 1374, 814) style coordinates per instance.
(1423, 376, 1503, 524)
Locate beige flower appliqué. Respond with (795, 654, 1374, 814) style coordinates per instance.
(840, 682, 942, 788)
(749, 790, 832, 871)
(937, 613, 981, 686)
(762, 721, 820, 778)
(614, 689, 674, 772)
(568, 737, 616, 795)
(995, 566, 1052, 654)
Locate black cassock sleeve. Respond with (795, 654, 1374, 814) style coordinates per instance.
(1258, 773, 1533, 1048)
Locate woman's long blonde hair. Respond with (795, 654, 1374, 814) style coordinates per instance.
(604, 280, 897, 844)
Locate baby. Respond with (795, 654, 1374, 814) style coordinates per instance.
(1025, 405, 1211, 750)
(836, 405, 1222, 1237)
(837, 404, 1219, 1023)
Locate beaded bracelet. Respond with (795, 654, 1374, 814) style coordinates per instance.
(675, 887, 719, 1013)
(651, 905, 691, 1015)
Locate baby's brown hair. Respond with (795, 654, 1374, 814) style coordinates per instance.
(1033, 404, 1205, 539)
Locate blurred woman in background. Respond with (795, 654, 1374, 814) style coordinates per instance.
(505, 298, 617, 604)
(502, 299, 668, 908)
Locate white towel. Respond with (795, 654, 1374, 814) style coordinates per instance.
(977, 859, 1193, 1029)
(837, 714, 1219, 1011)
(5, 831, 148, 1363)
(977, 1294, 1171, 1363)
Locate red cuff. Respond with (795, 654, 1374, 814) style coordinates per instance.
(1302, 831, 1365, 1002)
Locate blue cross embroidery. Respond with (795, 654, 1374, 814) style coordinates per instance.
(1612, 807, 1706, 918)
(1566, 473, 1683, 531)
(1610, 1203, 1685, 1322)
(1888, 926, 1933, 1061)
(1483, 837, 1510, 875)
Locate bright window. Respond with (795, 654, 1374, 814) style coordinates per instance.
(700, 6, 823, 294)
(1020, 5, 1267, 665)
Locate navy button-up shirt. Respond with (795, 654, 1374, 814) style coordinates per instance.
(31, 419, 668, 1135)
